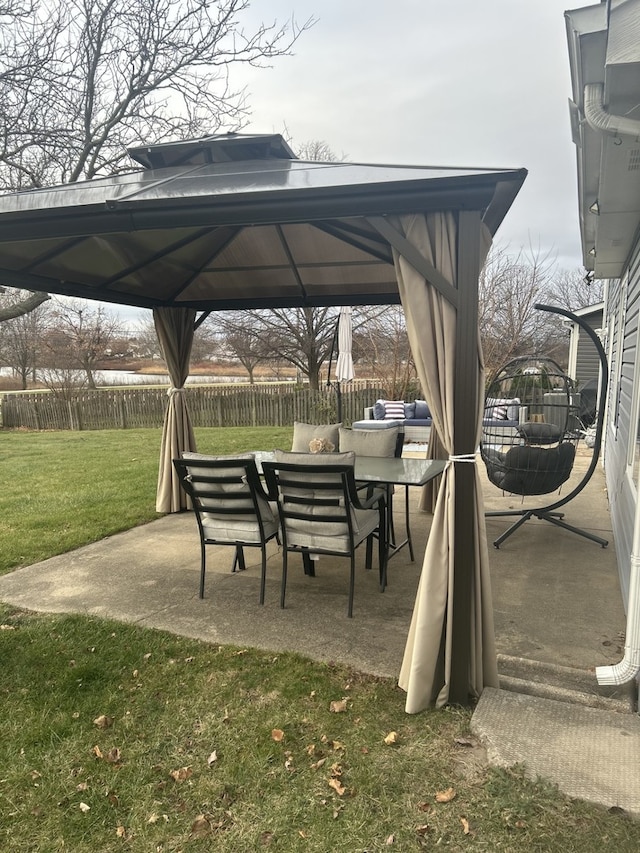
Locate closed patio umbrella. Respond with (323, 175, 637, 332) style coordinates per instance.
(335, 306, 355, 383)
(334, 306, 354, 422)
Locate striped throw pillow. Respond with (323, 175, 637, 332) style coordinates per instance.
(384, 401, 406, 420)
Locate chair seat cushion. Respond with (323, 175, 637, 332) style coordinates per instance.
(202, 510, 278, 544)
(285, 506, 379, 551)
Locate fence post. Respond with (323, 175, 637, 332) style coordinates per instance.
(118, 395, 127, 429)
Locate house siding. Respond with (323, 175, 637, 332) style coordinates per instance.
(604, 241, 640, 608)
(575, 310, 603, 387)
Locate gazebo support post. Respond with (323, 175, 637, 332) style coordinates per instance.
(450, 210, 482, 705)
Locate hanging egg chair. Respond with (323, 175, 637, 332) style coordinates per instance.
(480, 304, 609, 549)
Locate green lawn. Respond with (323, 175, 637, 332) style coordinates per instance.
(0, 426, 292, 574)
(1, 427, 639, 851)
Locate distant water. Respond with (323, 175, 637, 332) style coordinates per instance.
(0, 367, 294, 386)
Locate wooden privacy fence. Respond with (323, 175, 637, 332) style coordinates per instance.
(1, 381, 385, 432)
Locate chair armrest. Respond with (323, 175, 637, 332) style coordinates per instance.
(349, 479, 386, 511)
(364, 406, 375, 420)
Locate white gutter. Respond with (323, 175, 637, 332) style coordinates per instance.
(596, 492, 640, 686)
(584, 82, 640, 137)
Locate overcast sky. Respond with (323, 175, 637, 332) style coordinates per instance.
(122, 0, 585, 327)
(235, 0, 582, 268)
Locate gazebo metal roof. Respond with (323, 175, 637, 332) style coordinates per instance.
(0, 133, 526, 311)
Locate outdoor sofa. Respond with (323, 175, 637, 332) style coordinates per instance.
(353, 397, 526, 446)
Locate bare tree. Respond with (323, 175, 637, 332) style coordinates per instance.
(0, 288, 50, 322)
(215, 308, 340, 390)
(0, 1, 312, 320)
(44, 300, 122, 388)
(0, 296, 51, 388)
(355, 305, 417, 399)
(293, 139, 345, 161)
(0, 0, 312, 188)
(478, 247, 568, 381)
(545, 268, 605, 311)
(217, 317, 270, 383)
(132, 316, 164, 360)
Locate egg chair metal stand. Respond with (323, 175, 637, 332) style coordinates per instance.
(481, 304, 609, 549)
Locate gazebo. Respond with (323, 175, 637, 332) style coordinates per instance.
(0, 133, 526, 711)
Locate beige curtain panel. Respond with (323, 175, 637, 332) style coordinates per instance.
(392, 212, 498, 711)
(154, 306, 198, 513)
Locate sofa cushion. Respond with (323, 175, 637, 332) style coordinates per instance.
(414, 399, 431, 419)
(291, 421, 341, 452)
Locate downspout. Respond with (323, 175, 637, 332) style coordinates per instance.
(596, 497, 640, 686)
(584, 82, 640, 137)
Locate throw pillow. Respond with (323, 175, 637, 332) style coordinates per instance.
(404, 402, 416, 419)
(339, 426, 399, 458)
(491, 404, 509, 421)
(383, 400, 405, 420)
(291, 421, 342, 452)
(373, 399, 386, 420)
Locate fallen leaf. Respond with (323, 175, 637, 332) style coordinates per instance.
(454, 737, 476, 747)
(190, 814, 212, 838)
(329, 698, 348, 713)
(260, 830, 274, 845)
(385, 833, 395, 844)
(169, 767, 193, 782)
(105, 748, 121, 765)
(329, 762, 342, 777)
(0, 624, 16, 630)
(461, 817, 470, 834)
(76, 782, 89, 792)
(147, 813, 160, 824)
(92, 745, 103, 759)
(116, 826, 126, 838)
(298, 830, 308, 838)
(435, 787, 456, 803)
(143, 652, 152, 661)
(416, 824, 431, 837)
(328, 777, 346, 796)
(93, 714, 113, 729)
(384, 731, 398, 745)
(417, 802, 432, 813)
(106, 790, 119, 807)
(271, 729, 285, 742)
(310, 758, 326, 771)
(515, 819, 527, 828)
(79, 802, 90, 813)
(30, 770, 42, 781)
(207, 750, 218, 766)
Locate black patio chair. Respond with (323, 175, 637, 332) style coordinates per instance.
(173, 455, 279, 603)
(262, 454, 387, 618)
